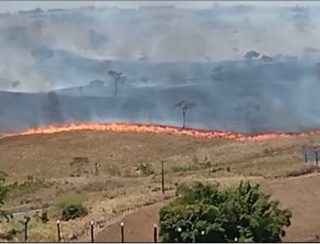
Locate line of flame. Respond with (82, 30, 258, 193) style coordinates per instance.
(1, 122, 320, 141)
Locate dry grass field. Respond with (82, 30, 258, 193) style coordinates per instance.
(0, 129, 320, 241)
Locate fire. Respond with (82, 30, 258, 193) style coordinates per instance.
(1, 122, 319, 141)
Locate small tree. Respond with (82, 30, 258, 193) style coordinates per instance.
(108, 70, 126, 98)
(175, 100, 196, 129)
(159, 182, 291, 243)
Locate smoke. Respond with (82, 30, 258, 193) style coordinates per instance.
(1, 3, 320, 133)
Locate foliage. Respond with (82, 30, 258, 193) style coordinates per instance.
(170, 164, 202, 173)
(159, 182, 292, 243)
(61, 203, 88, 221)
(0, 186, 8, 207)
(53, 192, 87, 210)
(4, 176, 48, 194)
(135, 162, 155, 176)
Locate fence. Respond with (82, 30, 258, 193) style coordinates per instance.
(303, 146, 320, 166)
(8, 162, 173, 243)
(23, 220, 235, 243)
(21, 218, 159, 242)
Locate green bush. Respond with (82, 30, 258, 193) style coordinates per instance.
(61, 203, 87, 221)
(159, 182, 292, 243)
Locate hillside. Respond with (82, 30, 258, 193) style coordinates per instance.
(0, 129, 319, 241)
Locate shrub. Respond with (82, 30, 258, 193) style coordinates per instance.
(135, 162, 154, 176)
(159, 181, 292, 243)
(53, 192, 88, 221)
(61, 203, 87, 221)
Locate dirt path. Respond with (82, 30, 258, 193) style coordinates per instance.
(95, 204, 162, 242)
(262, 173, 320, 241)
(96, 173, 320, 242)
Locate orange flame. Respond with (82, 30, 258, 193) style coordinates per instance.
(1, 122, 319, 141)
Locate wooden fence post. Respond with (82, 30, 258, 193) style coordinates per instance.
(24, 216, 30, 242)
(57, 220, 61, 242)
(161, 160, 165, 195)
(120, 222, 124, 243)
(90, 221, 95, 243)
(153, 224, 158, 243)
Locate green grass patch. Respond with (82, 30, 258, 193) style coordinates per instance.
(52, 191, 88, 210)
(50, 191, 88, 221)
(170, 161, 213, 173)
(4, 176, 50, 196)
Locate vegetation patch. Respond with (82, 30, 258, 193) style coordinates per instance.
(135, 162, 155, 176)
(61, 203, 88, 221)
(170, 161, 213, 173)
(53, 191, 87, 210)
(51, 191, 88, 221)
(5, 176, 49, 195)
(159, 181, 292, 242)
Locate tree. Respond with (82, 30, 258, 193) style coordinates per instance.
(159, 182, 292, 243)
(244, 50, 260, 60)
(108, 70, 126, 98)
(175, 100, 196, 129)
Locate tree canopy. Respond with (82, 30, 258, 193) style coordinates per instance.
(159, 182, 292, 243)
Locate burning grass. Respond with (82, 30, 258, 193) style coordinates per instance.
(2, 122, 320, 142)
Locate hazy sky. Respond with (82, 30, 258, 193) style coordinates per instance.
(0, 1, 319, 13)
